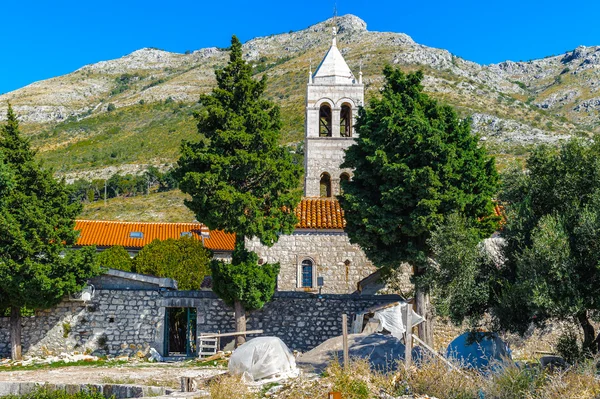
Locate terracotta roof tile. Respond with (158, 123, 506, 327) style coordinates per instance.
(295, 197, 346, 229)
(74, 220, 236, 251)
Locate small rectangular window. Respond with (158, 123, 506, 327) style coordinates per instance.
(130, 231, 144, 239)
(180, 232, 192, 237)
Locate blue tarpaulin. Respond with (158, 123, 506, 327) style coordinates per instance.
(446, 331, 512, 370)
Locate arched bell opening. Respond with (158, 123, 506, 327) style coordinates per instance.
(339, 172, 350, 194)
(340, 103, 352, 137)
(320, 172, 332, 198)
(319, 104, 332, 137)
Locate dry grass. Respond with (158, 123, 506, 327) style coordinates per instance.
(208, 355, 600, 399)
(400, 356, 481, 399)
(208, 374, 255, 399)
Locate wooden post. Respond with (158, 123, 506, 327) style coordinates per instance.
(342, 313, 349, 370)
(404, 303, 412, 369)
(180, 377, 194, 392)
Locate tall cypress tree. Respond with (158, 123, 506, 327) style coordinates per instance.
(339, 67, 499, 345)
(0, 105, 99, 360)
(176, 36, 302, 346)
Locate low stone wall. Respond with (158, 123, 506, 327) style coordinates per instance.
(0, 289, 164, 358)
(166, 291, 403, 351)
(0, 283, 402, 357)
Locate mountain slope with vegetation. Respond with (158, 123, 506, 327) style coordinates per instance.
(1, 15, 599, 183)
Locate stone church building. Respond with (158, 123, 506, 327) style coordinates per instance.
(73, 28, 379, 295)
(246, 27, 377, 294)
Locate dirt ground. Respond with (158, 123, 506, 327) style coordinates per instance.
(0, 363, 226, 389)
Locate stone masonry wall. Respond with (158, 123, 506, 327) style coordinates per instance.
(0, 290, 164, 358)
(246, 231, 377, 294)
(0, 287, 402, 357)
(166, 291, 403, 351)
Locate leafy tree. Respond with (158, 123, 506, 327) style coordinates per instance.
(426, 213, 504, 327)
(176, 36, 302, 346)
(211, 244, 279, 317)
(0, 105, 100, 360)
(97, 245, 133, 272)
(339, 67, 499, 345)
(133, 237, 211, 290)
(429, 138, 600, 356)
(498, 139, 600, 355)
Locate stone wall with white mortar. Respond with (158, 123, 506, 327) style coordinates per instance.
(246, 231, 376, 294)
(0, 289, 164, 358)
(0, 274, 402, 358)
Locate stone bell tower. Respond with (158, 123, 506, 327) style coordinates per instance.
(304, 27, 364, 198)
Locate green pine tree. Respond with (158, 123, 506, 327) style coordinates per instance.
(176, 36, 302, 346)
(339, 67, 499, 345)
(0, 104, 100, 360)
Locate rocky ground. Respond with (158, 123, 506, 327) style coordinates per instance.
(0, 360, 223, 389)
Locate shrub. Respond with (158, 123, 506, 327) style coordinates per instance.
(556, 328, 583, 364)
(97, 245, 133, 272)
(133, 237, 211, 290)
(106, 103, 116, 112)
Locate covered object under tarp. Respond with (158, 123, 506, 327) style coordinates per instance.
(297, 333, 423, 372)
(446, 331, 512, 370)
(228, 337, 297, 381)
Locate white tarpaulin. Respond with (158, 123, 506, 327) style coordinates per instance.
(228, 337, 298, 381)
(370, 302, 424, 340)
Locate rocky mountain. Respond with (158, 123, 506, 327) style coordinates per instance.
(1, 14, 598, 179)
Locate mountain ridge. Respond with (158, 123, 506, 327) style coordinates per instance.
(1, 14, 598, 179)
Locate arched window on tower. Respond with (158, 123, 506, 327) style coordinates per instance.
(320, 173, 332, 198)
(339, 173, 350, 194)
(301, 259, 314, 288)
(319, 104, 332, 137)
(340, 103, 352, 137)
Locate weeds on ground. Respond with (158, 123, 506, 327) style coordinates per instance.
(209, 374, 255, 399)
(0, 359, 128, 372)
(532, 359, 600, 399)
(100, 376, 136, 385)
(327, 359, 394, 399)
(1, 388, 111, 399)
(483, 363, 545, 399)
(208, 355, 600, 399)
(399, 355, 481, 399)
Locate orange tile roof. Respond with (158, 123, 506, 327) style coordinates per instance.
(295, 197, 346, 229)
(74, 220, 236, 251)
(75, 198, 348, 251)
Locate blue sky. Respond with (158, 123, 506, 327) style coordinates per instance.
(1, 0, 599, 95)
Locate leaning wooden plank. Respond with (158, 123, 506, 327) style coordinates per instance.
(201, 352, 225, 362)
(199, 329, 264, 339)
(411, 334, 469, 377)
